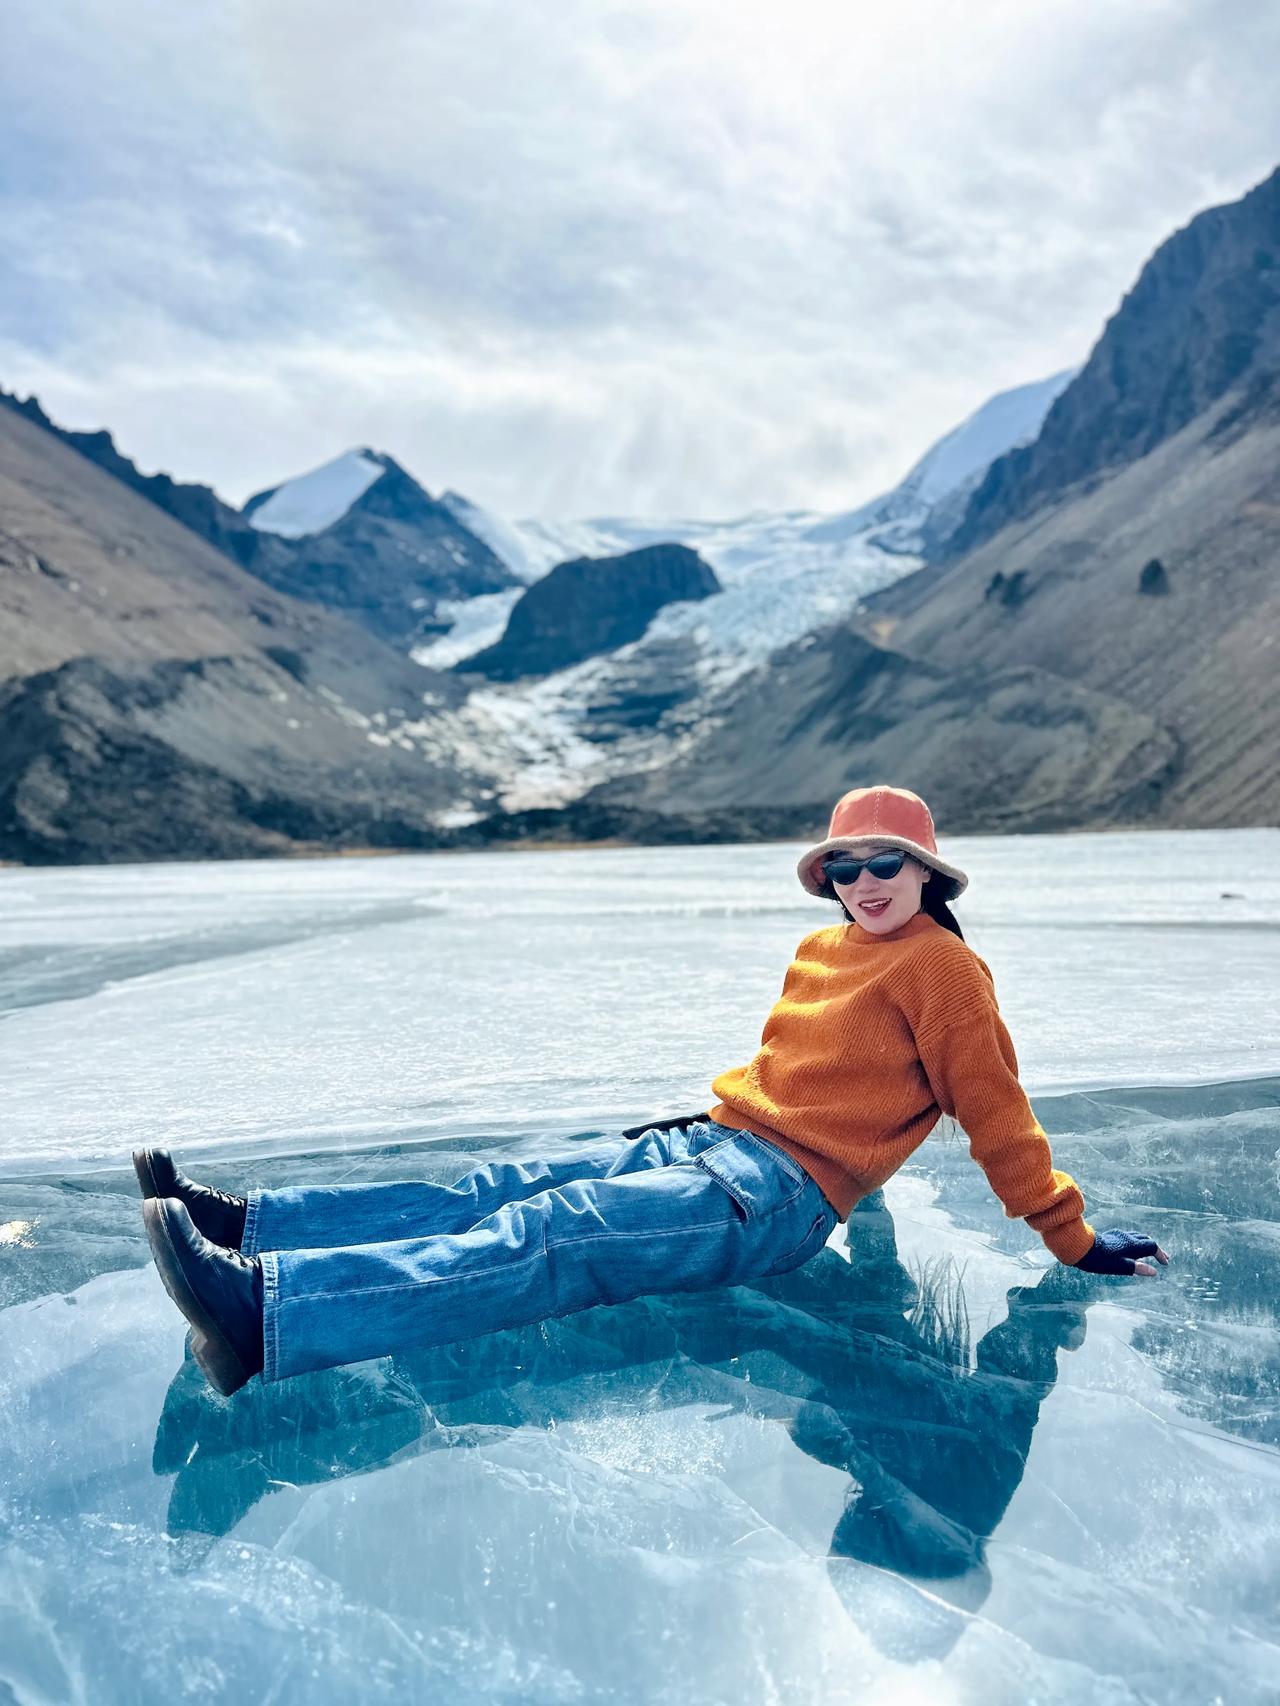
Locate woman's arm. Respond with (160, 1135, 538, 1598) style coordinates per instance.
(907, 950, 1168, 1276)
(899, 944, 1095, 1265)
(914, 995, 1096, 1266)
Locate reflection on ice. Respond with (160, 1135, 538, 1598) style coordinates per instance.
(151, 1196, 1053, 1602)
(2, 1077, 1278, 1702)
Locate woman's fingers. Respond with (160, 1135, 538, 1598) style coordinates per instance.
(1122, 1245, 1168, 1275)
(1130, 1236, 1172, 1270)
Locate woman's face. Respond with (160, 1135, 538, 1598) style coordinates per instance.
(829, 841, 931, 935)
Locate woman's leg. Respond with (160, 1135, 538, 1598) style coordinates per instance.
(241, 1121, 695, 1257)
(260, 1123, 837, 1383)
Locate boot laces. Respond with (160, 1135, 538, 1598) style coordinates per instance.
(205, 1185, 246, 1213)
(179, 1172, 245, 1214)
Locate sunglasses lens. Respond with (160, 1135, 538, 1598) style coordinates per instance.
(824, 851, 908, 884)
(870, 853, 906, 878)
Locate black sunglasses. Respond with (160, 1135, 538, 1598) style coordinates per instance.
(822, 849, 913, 885)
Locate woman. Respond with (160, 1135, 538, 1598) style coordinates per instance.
(138, 783, 1170, 1396)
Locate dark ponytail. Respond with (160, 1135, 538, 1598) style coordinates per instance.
(830, 858, 966, 941)
(920, 876, 965, 940)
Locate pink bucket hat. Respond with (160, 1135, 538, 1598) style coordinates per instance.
(797, 784, 968, 901)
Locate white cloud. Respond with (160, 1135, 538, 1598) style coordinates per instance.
(3, 0, 1279, 519)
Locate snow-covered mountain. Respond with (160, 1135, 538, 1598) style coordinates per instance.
(442, 368, 1077, 590)
(244, 449, 387, 538)
(141, 367, 1071, 832)
(396, 369, 1077, 822)
(238, 449, 519, 647)
(882, 368, 1078, 514)
(417, 368, 1077, 675)
(227, 369, 1073, 691)
(437, 490, 549, 584)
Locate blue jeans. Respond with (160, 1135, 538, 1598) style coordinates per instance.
(241, 1118, 839, 1384)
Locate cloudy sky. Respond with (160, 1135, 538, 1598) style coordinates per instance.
(3, 0, 1279, 521)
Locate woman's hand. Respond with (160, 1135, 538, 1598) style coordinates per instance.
(1072, 1228, 1171, 1276)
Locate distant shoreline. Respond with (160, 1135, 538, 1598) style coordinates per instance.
(2, 817, 1275, 873)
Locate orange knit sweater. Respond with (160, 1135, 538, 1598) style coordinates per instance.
(705, 908, 1095, 1266)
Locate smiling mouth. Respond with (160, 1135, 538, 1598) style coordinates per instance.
(859, 899, 890, 912)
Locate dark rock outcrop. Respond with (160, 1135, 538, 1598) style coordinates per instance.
(456, 543, 720, 681)
(982, 569, 1037, 609)
(1138, 558, 1170, 595)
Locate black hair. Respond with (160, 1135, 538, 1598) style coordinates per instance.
(828, 853, 966, 941)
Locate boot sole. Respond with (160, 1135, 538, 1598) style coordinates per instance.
(133, 1149, 163, 1201)
(142, 1197, 253, 1398)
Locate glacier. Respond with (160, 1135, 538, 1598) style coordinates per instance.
(1, 829, 1277, 1703)
(406, 370, 1082, 816)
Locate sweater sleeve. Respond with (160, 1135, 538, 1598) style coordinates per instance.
(914, 988, 1096, 1267)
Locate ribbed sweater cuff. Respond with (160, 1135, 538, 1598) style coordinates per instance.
(1040, 1218, 1096, 1266)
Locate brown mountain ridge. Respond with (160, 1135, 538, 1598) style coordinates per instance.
(0, 400, 492, 862)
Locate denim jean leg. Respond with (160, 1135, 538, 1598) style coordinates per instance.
(243, 1121, 690, 1257)
(262, 1143, 793, 1383)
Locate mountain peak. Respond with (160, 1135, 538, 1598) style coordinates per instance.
(244, 448, 389, 538)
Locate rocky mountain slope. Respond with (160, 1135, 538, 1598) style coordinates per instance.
(0, 392, 516, 651)
(855, 394, 1280, 827)
(942, 164, 1280, 559)
(0, 402, 496, 862)
(850, 166, 1280, 828)
(0, 386, 296, 582)
(569, 620, 1175, 837)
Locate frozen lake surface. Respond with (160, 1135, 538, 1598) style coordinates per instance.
(1, 829, 1278, 1702)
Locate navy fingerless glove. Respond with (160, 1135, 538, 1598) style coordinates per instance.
(1072, 1228, 1160, 1275)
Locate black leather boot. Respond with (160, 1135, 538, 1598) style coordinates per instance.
(134, 1149, 247, 1250)
(144, 1197, 265, 1396)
